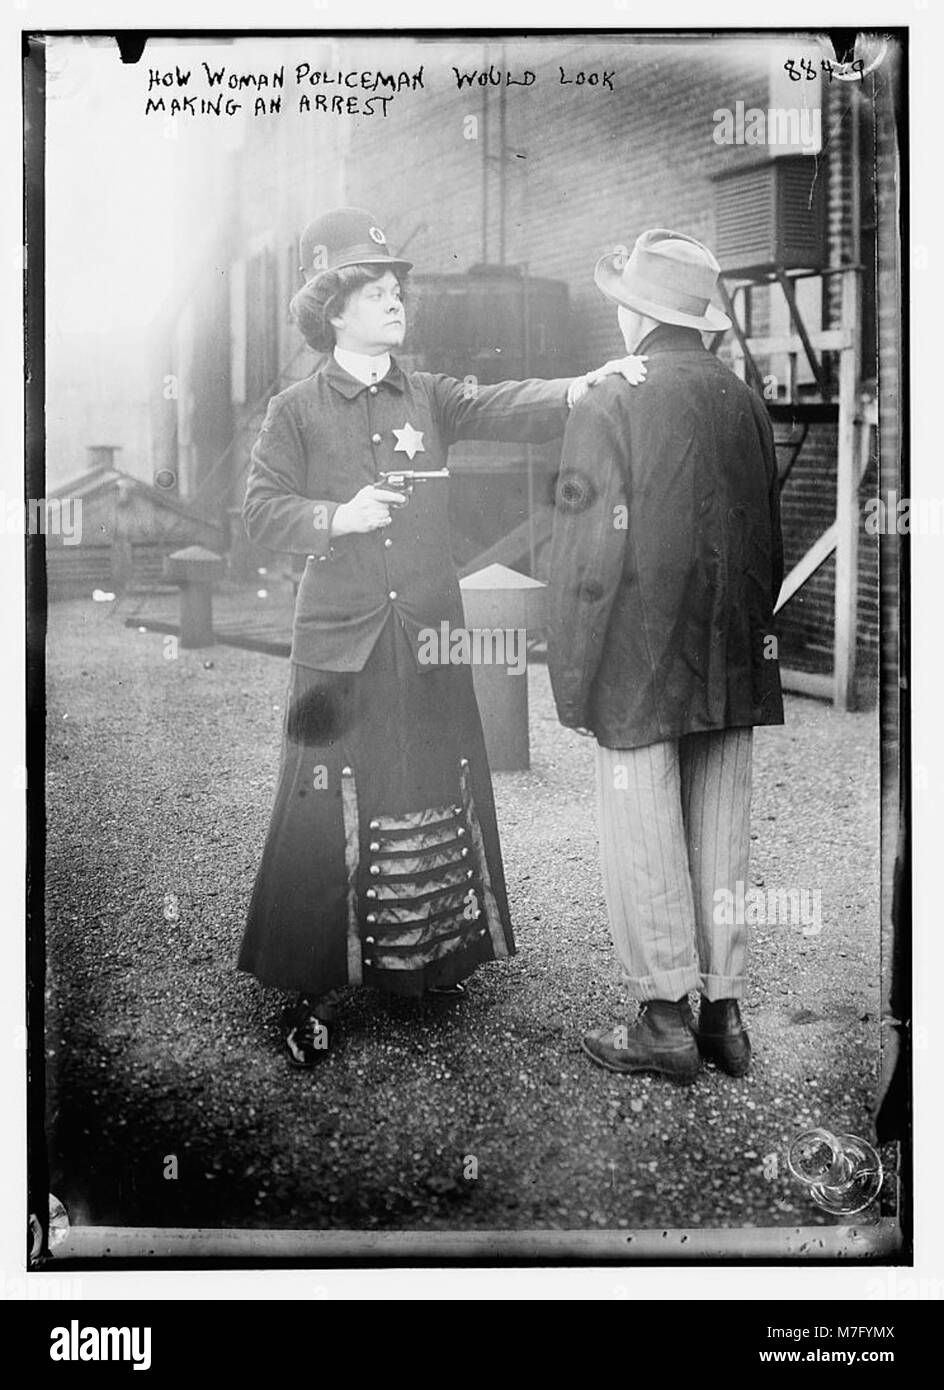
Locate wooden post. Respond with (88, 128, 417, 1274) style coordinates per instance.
(163, 546, 226, 649)
(459, 564, 546, 772)
(833, 267, 861, 709)
(776, 268, 831, 399)
(718, 279, 766, 397)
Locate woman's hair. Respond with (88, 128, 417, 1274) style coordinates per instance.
(289, 264, 408, 353)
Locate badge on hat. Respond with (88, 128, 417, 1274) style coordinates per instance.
(368, 226, 387, 245)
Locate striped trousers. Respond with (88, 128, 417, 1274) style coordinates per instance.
(595, 728, 754, 1003)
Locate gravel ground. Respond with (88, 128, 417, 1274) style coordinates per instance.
(44, 592, 884, 1235)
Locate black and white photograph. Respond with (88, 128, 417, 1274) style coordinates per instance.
(13, 9, 933, 1303)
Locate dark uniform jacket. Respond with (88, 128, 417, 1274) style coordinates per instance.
(547, 324, 785, 750)
(243, 353, 571, 671)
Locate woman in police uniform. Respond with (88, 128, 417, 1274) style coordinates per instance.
(237, 207, 643, 1065)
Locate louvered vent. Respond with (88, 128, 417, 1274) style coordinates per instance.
(712, 157, 825, 275)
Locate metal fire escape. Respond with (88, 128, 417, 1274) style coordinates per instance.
(712, 154, 875, 710)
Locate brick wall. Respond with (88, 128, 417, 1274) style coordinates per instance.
(340, 36, 771, 367)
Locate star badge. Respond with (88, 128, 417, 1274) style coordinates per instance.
(392, 422, 425, 461)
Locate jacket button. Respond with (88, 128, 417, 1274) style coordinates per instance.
(384, 537, 393, 548)
(369, 384, 378, 395)
(388, 590, 398, 600)
(371, 433, 382, 444)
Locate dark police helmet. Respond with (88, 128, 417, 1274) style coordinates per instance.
(299, 207, 413, 285)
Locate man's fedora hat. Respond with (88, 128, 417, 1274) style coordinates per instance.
(594, 228, 731, 332)
(299, 207, 413, 284)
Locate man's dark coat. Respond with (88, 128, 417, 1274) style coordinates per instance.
(547, 323, 785, 750)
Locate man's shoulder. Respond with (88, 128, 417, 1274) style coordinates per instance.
(569, 375, 630, 424)
(637, 351, 762, 408)
(568, 367, 683, 429)
(655, 347, 752, 389)
(569, 353, 763, 425)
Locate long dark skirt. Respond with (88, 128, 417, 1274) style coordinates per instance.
(238, 616, 515, 998)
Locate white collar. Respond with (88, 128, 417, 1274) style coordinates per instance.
(333, 346, 391, 386)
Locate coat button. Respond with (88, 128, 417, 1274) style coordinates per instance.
(388, 590, 398, 600)
(371, 432, 382, 444)
(384, 537, 393, 548)
(369, 384, 378, 395)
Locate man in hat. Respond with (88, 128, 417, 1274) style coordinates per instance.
(239, 208, 646, 1066)
(546, 229, 784, 1083)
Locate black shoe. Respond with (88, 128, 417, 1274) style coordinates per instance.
(426, 980, 468, 999)
(581, 999, 701, 1084)
(696, 998, 751, 1077)
(280, 1000, 330, 1068)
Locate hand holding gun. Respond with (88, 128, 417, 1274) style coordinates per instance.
(378, 469, 450, 498)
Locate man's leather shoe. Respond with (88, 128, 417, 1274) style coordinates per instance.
(696, 997, 751, 1077)
(581, 999, 701, 1084)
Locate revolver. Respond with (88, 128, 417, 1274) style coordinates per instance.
(378, 468, 450, 497)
